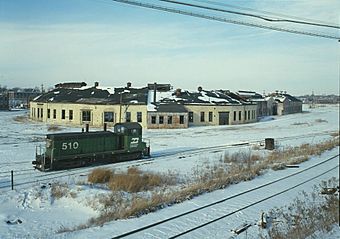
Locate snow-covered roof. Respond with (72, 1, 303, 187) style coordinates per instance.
(32, 86, 149, 105)
(147, 89, 242, 107)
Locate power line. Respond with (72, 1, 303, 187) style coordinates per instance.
(112, 0, 340, 40)
(192, 0, 339, 27)
(159, 0, 340, 29)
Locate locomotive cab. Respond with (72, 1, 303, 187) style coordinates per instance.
(114, 122, 150, 157)
(33, 138, 53, 171)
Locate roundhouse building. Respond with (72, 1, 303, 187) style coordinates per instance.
(30, 82, 258, 129)
(30, 82, 149, 128)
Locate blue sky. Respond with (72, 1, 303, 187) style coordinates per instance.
(0, 0, 339, 95)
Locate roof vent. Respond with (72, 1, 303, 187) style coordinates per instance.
(94, 82, 99, 87)
(198, 86, 203, 92)
(127, 82, 132, 88)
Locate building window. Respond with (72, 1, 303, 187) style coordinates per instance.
(40, 108, 43, 118)
(47, 109, 50, 119)
(61, 109, 66, 119)
(82, 110, 91, 122)
(126, 112, 131, 122)
(248, 110, 251, 120)
(151, 116, 156, 124)
(167, 116, 172, 124)
(189, 112, 194, 123)
(239, 111, 241, 121)
(180, 115, 184, 124)
(37, 108, 40, 118)
(137, 112, 142, 123)
(200, 112, 205, 122)
(104, 112, 114, 122)
(209, 112, 213, 122)
(234, 111, 236, 121)
(53, 109, 57, 119)
(69, 110, 73, 120)
(159, 116, 164, 124)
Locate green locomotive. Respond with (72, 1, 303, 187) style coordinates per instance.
(33, 122, 150, 171)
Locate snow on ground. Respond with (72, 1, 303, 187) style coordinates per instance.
(0, 104, 339, 238)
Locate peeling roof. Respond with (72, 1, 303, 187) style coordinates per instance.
(147, 89, 243, 106)
(33, 86, 148, 105)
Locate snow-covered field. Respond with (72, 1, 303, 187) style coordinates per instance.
(0, 104, 339, 238)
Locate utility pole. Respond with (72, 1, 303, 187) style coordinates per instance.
(119, 93, 122, 123)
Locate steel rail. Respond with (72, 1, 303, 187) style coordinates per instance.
(111, 154, 338, 238)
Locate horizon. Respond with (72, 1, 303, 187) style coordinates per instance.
(1, 81, 339, 97)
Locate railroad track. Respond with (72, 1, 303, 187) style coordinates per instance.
(0, 130, 337, 191)
(110, 154, 339, 238)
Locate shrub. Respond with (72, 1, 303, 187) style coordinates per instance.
(268, 178, 339, 239)
(88, 168, 113, 184)
(13, 115, 27, 123)
(51, 183, 70, 199)
(108, 167, 163, 193)
(48, 125, 62, 131)
(315, 118, 328, 123)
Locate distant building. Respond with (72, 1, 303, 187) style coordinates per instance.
(30, 82, 258, 129)
(270, 92, 303, 115)
(0, 93, 9, 110)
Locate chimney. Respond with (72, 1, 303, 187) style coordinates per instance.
(175, 88, 181, 97)
(198, 86, 202, 92)
(94, 82, 99, 87)
(127, 82, 131, 89)
(153, 82, 157, 103)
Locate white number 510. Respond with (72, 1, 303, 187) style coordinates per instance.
(62, 142, 79, 150)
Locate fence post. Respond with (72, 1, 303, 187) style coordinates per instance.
(11, 170, 13, 190)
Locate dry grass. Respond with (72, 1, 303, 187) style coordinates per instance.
(315, 118, 328, 123)
(87, 167, 177, 194)
(268, 178, 339, 239)
(267, 139, 339, 169)
(291, 122, 309, 126)
(88, 168, 113, 184)
(59, 139, 339, 232)
(51, 183, 71, 199)
(13, 115, 28, 123)
(48, 125, 62, 131)
(108, 167, 169, 193)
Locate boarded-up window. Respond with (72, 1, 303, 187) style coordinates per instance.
(82, 111, 91, 121)
(137, 112, 142, 122)
(69, 110, 73, 120)
(126, 112, 131, 122)
(159, 116, 164, 124)
(200, 112, 205, 122)
(209, 112, 213, 122)
(151, 116, 156, 124)
(104, 112, 114, 122)
(167, 116, 172, 124)
(180, 115, 184, 124)
(189, 112, 193, 122)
